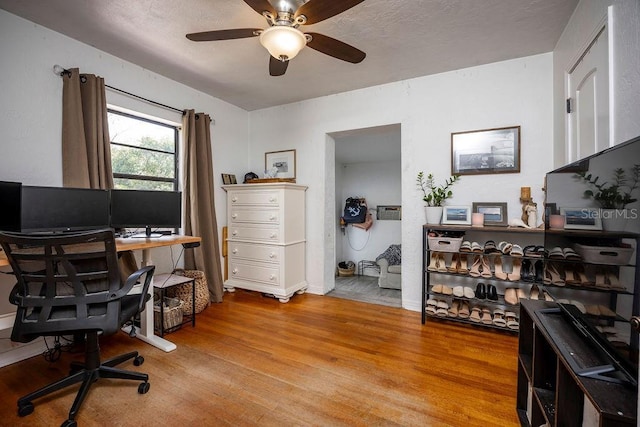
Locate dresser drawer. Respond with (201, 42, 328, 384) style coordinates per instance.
(228, 190, 280, 206)
(229, 208, 279, 225)
(228, 242, 281, 263)
(228, 226, 280, 243)
(229, 260, 280, 285)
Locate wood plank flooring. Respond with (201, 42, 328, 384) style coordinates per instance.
(0, 290, 520, 426)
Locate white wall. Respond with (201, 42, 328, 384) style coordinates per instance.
(0, 10, 249, 356)
(249, 53, 554, 311)
(553, 0, 640, 167)
(338, 160, 402, 272)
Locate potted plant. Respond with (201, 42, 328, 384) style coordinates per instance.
(417, 171, 460, 224)
(577, 164, 640, 231)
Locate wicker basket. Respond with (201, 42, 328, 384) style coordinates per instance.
(154, 297, 184, 332)
(337, 261, 356, 277)
(167, 269, 211, 314)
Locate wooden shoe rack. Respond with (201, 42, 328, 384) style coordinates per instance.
(422, 224, 639, 345)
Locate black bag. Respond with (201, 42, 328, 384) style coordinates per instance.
(342, 197, 367, 224)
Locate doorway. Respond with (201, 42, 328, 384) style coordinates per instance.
(327, 124, 402, 307)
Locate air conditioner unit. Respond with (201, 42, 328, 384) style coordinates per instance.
(377, 205, 401, 220)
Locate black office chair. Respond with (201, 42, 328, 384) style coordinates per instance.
(0, 229, 155, 427)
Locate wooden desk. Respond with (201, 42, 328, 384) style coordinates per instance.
(0, 234, 201, 353)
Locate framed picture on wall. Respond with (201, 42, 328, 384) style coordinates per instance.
(560, 207, 602, 230)
(451, 126, 520, 175)
(265, 149, 296, 180)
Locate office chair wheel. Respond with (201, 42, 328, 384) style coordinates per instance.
(133, 355, 144, 366)
(138, 381, 150, 394)
(17, 401, 34, 417)
(61, 419, 77, 427)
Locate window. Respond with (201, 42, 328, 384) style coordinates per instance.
(107, 109, 179, 191)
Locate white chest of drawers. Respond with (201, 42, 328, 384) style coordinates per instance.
(222, 183, 307, 302)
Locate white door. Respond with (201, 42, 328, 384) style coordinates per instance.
(567, 26, 609, 162)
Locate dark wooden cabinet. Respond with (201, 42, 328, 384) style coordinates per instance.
(517, 300, 637, 426)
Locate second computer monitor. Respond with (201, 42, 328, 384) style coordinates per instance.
(109, 189, 181, 237)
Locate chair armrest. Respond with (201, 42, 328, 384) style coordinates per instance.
(376, 258, 390, 270)
(111, 265, 156, 313)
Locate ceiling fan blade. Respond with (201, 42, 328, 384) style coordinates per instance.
(186, 28, 261, 42)
(269, 56, 289, 76)
(295, 0, 364, 25)
(243, 0, 276, 16)
(306, 33, 366, 63)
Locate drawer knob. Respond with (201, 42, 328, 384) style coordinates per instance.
(270, 233, 277, 239)
(232, 248, 238, 254)
(269, 252, 275, 258)
(269, 197, 276, 203)
(269, 274, 275, 280)
(231, 197, 238, 202)
(269, 215, 276, 221)
(232, 230, 238, 236)
(232, 213, 238, 219)
(232, 268, 238, 275)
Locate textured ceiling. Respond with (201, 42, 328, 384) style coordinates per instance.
(0, 0, 578, 111)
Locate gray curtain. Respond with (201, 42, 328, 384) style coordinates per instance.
(182, 110, 224, 302)
(62, 68, 113, 189)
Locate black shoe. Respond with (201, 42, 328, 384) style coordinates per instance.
(521, 259, 534, 282)
(475, 283, 486, 299)
(534, 260, 544, 282)
(486, 284, 498, 301)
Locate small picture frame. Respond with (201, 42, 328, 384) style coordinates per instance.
(442, 205, 472, 225)
(221, 174, 231, 185)
(560, 207, 602, 230)
(265, 149, 296, 180)
(229, 174, 237, 184)
(543, 202, 558, 227)
(472, 202, 508, 226)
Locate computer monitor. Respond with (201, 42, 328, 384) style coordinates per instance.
(20, 185, 111, 233)
(0, 180, 22, 232)
(109, 189, 181, 238)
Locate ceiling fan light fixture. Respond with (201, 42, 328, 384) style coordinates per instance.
(259, 26, 306, 61)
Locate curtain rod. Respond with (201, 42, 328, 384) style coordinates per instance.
(53, 65, 184, 115)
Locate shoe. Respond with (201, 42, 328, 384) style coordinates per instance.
(458, 301, 470, 318)
(505, 312, 519, 330)
(458, 254, 469, 274)
(486, 284, 498, 301)
(453, 286, 464, 297)
(426, 298, 438, 315)
(508, 258, 522, 281)
(436, 253, 448, 273)
(469, 255, 482, 277)
(475, 283, 486, 299)
(563, 247, 581, 260)
(521, 259, 534, 282)
(447, 254, 460, 273)
(529, 284, 540, 300)
(484, 240, 499, 253)
(498, 241, 512, 254)
(544, 262, 565, 286)
(504, 288, 518, 305)
(493, 309, 507, 327)
(548, 247, 565, 259)
(470, 307, 482, 323)
(480, 256, 492, 278)
(459, 241, 472, 252)
(493, 256, 508, 280)
(436, 300, 449, 317)
(534, 260, 544, 282)
(481, 308, 493, 324)
(432, 284, 443, 294)
(471, 242, 483, 253)
(463, 287, 475, 299)
(441, 285, 453, 295)
(427, 252, 440, 271)
(448, 300, 460, 317)
(510, 244, 524, 257)
(517, 288, 527, 302)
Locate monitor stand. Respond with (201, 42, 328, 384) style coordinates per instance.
(131, 226, 163, 239)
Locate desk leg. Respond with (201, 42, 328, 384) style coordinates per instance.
(128, 248, 177, 352)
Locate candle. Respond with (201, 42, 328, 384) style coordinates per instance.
(472, 213, 484, 227)
(520, 186, 531, 200)
(549, 214, 565, 230)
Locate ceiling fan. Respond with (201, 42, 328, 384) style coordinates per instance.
(186, 0, 366, 76)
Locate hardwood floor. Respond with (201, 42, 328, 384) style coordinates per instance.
(0, 290, 520, 426)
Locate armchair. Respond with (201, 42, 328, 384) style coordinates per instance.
(0, 229, 155, 427)
(376, 244, 401, 289)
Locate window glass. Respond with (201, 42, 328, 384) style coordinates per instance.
(108, 110, 178, 190)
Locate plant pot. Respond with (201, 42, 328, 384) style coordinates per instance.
(425, 206, 443, 225)
(600, 209, 628, 232)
